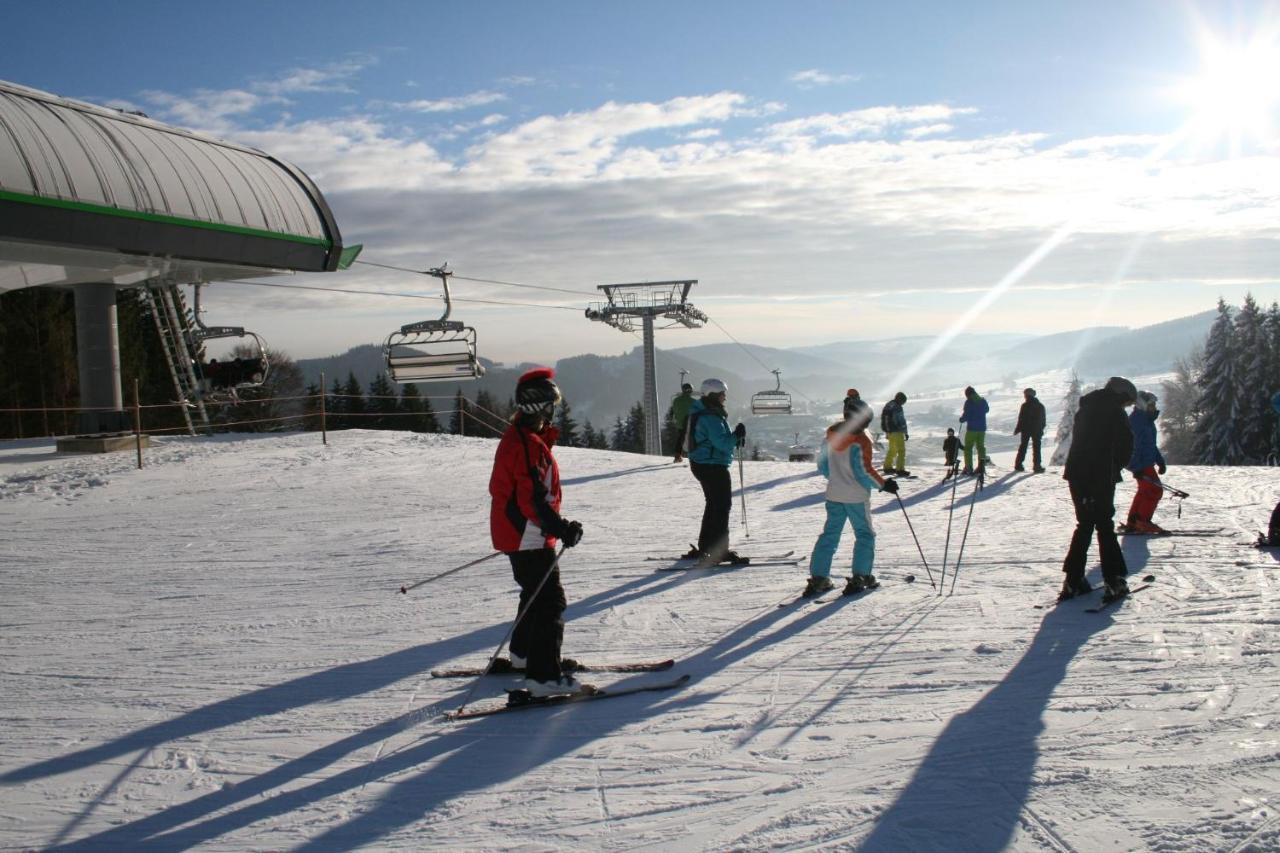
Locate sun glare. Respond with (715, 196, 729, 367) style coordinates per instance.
(1177, 29, 1280, 153)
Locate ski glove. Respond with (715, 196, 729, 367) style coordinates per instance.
(1158, 462, 1167, 475)
(733, 422, 747, 446)
(881, 478, 899, 494)
(560, 520, 584, 548)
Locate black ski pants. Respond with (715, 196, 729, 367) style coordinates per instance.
(690, 461, 732, 558)
(1062, 481, 1128, 585)
(507, 548, 566, 683)
(1015, 431, 1043, 470)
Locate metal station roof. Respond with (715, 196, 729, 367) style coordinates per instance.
(0, 79, 357, 293)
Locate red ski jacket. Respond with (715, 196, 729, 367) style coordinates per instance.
(489, 422, 564, 552)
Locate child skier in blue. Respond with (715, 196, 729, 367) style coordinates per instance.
(803, 399, 899, 597)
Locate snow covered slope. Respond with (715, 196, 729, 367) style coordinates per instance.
(1, 431, 1277, 851)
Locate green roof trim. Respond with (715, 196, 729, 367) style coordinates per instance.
(0, 188, 332, 248)
(337, 244, 363, 270)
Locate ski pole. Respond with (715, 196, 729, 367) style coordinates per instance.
(398, 551, 502, 595)
(738, 443, 750, 538)
(455, 545, 567, 715)
(948, 468, 982, 596)
(894, 494, 936, 589)
(938, 459, 962, 592)
(1135, 475, 1189, 499)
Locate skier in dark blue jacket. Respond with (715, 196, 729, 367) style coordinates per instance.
(1122, 391, 1169, 534)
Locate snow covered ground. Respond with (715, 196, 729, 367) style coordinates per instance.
(1, 429, 1278, 851)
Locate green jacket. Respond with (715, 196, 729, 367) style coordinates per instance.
(671, 391, 695, 429)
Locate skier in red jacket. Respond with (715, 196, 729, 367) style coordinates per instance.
(489, 367, 587, 697)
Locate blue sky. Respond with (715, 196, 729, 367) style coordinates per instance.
(6, 1, 1279, 364)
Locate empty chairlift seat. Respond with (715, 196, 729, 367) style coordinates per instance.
(751, 369, 792, 415)
(385, 321, 484, 382)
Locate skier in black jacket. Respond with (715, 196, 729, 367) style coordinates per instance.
(1059, 377, 1136, 602)
(1013, 387, 1047, 472)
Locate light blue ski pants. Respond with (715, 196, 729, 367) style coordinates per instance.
(809, 500, 876, 578)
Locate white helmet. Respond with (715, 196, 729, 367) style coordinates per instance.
(700, 378, 727, 396)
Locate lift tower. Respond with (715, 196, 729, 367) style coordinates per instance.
(585, 280, 707, 456)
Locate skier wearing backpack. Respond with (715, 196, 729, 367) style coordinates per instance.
(959, 386, 990, 475)
(489, 367, 589, 697)
(1013, 387, 1047, 473)
(802, 399, 899, 597)
(685, 378, 748, 566)
(1121, 391, 1169, 534)
(880, 392, 910, 476)
(670, 383, 696, 463)
(1058, 376, 1137, 602)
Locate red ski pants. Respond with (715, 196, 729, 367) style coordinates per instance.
(1127, 465, 1163, 523)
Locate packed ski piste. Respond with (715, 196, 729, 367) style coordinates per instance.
(2, 370, 1279, 850)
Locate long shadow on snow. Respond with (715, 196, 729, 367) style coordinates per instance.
(2, 559, 703, 788)
(858, 602, 1114, 852)
(51, 586, 866, 851)
(869, 471, 1031, 515)
(561, 461, 684, 486)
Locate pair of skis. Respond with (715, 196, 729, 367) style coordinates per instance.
(435, 657, 688, 720)
(648, 550, 800, 571)
(1032, 574, 1156, 612)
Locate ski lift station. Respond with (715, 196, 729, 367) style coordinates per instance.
(0, 79, 358, 447)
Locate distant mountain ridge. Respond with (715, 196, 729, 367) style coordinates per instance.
(296, 310, 1216, 427)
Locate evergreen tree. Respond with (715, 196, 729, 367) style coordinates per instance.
(473, 389, 507, 437)
(302, 382, 324, 431)
(1159, 349, 1204, 464)
(555, 398, 579, 446)
(342, 372, 367, 429)
(399, 383, 440, 433)
(1264, 301, 1280, 458)
(621, 402, 646, 453)
(1232, 293, 1270, 461)
(581, 419, 598, 449)
(1049, 373, 1082, 465)
(1193, 298, 1243, 464)
(328, 377, 346, 431)
(610, 415, 627, 451)
(450, 389, 469, 435)
(367, 373, 399, 430)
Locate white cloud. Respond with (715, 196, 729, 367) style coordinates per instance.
(790, 69, 861, 87)
(123, 83, 1280, 361)
(252, 58, 371, 96)
(395, 90, 507, 112)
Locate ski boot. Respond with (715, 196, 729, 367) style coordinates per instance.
(1102, 577, 1130, 603)
(519, 674, 597, 700)
(1014, 464, 1025, 472)
(961, 467, 974, 476)
(1057, 575, 1092, 602)
(896, 469, 911, 477)
(722, 550, 750, 566)
(682, 544, 706, 560)
(844, 573, 879, 595)
(1033, 466, 1046, 474)
(802, 575, 835, 597)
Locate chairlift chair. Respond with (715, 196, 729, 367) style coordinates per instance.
(189, 282, 270, 397)
(384, 266, 486, 383)
(751, 369, 793, 415)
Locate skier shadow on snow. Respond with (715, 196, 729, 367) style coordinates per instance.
(2, 560, 703, 794)
(48, 581, 876, 851)
(561, 461, 685, 486)
(859, 601, 1115, 852)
